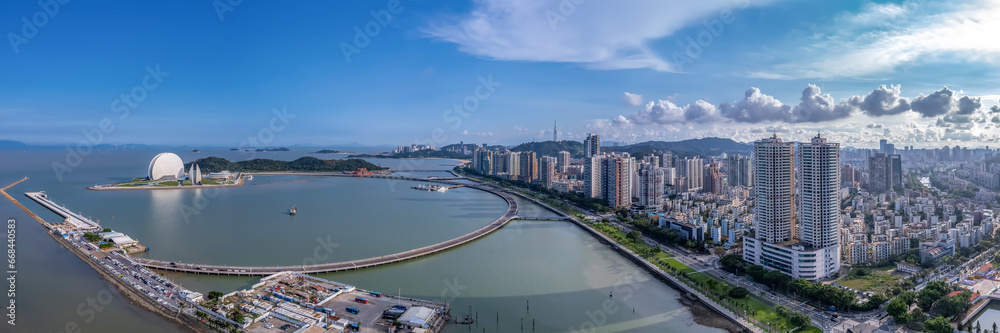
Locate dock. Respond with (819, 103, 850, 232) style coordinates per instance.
(23, 191, 101, 229)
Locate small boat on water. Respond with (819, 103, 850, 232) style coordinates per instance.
(412, 184, 449, 192)
(289, 206, 297, 215)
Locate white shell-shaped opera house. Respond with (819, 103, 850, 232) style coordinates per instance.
(148, 152, 185, 180)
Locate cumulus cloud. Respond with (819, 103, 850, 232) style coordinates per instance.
(719, 87, 792, 123)
(628, 99, 721, 125)
(791, 84, 853, 122)
(957, 96, 981, 115)
(612, 84, 994, 145)
(423, 0, 771, 72)
(461, 130, 495, 136)
(765, 125, 791, 133)
(612, 115, 631, 127)
(622, 92, 644, 106)
(940, 95, 982, 124)
(685, 100, 721, 123)
(911, 87, 955, 118)
(845, 84, 911, 117)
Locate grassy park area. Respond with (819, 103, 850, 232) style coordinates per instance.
(837, 268, 900, 294)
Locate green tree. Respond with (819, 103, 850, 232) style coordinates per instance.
(627, 230, 642, 241)
(885, 297, 909, 322)
(704, 279, 719, 293)
(713, 246, 727, 258)
(898, 290, 918, 304)
(938, 290, 972, 317)
(728, 287, 749, 299)
(102, 227, 112, 232)
(83, 232, 102, 242)
(925, 316, 953, 333)
(775, 305, 791, 318)
(229, 312, 244, 324)
(790, 312, 811, 328)
(918, 288, 943, 310)
(207, 290, 223, 300)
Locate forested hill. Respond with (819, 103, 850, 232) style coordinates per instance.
(186, 156, 388, 173)
(505, 137, 750, 158)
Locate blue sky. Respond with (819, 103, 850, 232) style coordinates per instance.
(2, 0, 999, 148)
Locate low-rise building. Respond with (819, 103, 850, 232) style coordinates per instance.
(742, 238, 840, 281)
(896, 261, 921, 274)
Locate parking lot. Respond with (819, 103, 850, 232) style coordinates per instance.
(245, 316, 299, 333)
(320, 289, 406, 331)
(69, 233, 183, 309)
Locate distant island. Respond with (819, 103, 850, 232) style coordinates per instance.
(349, 150, 470, 160)
(311, 149, 342, 154)
(255, 147, 291, 152)
(186, 156, 389, 173)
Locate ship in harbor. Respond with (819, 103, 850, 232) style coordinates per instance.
(290, 206, 297, 215)
(411, 184, 449, 192)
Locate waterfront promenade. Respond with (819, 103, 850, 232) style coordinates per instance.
(135, 182, 518, 276)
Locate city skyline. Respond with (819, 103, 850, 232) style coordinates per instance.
(7, 2, 1000, 332)
(3, 1, 1000, 147)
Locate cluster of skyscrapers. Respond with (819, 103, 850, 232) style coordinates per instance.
(472, 133, 759, 214)
(743, 134, 842, 281)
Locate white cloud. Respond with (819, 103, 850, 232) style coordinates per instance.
(719, 87, 792, 123)
(622, 92, 644, 106)
(423, 0, 769, 72)
(603, 83, 1000, 146)
(752, 0, 1000, 79)
(846, 84, 911, 117)
(462, 130, 495, 136)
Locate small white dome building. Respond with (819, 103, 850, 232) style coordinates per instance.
(148, 153, 185, 180)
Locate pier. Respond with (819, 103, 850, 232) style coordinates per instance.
(23, 191, 101, 229)
(135, 183, 519, 276)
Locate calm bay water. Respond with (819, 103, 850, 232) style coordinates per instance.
(0, 148, 723, 333)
